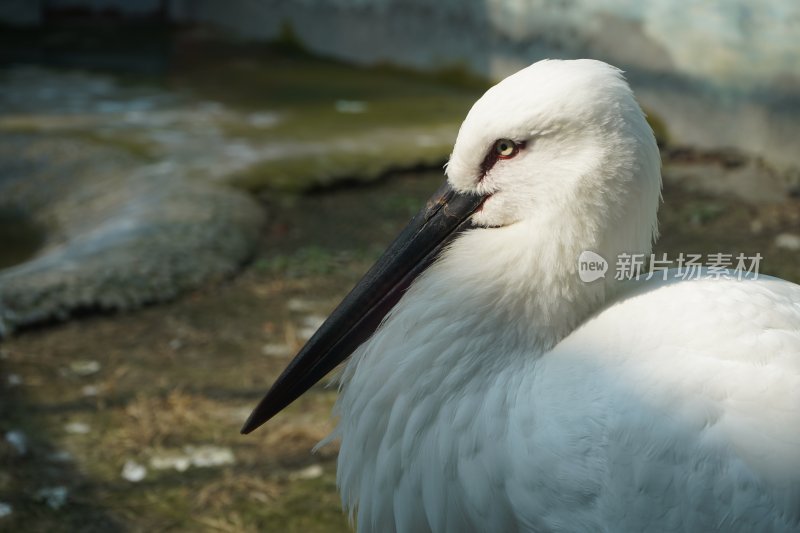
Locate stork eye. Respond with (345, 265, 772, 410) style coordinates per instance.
(479, 138, 526, 181)
(494, 139, 518, 158)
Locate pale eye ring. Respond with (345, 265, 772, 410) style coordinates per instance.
(494, 138, 518, 158)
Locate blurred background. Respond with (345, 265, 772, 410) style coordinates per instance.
(0, 1, 798, 531)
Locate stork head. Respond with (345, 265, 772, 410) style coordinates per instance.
(448, 59, 661, 261)
(242, 59, 662, 433)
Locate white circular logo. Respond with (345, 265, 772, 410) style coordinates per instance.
(578, 251, 608, 282)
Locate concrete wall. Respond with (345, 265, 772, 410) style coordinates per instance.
(7, 0, 799, 92)
(6, 0, 799, 171)
(167, 0, 800, 171)
(168, 0, 800, 91)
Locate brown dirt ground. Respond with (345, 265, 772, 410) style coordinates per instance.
(1, 168, 799, 532)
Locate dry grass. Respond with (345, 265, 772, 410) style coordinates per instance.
(192, 471, 284, 520)
(1, 167, 798, 531)
(196, 513, 262, 533)
(119, 390, 224, 450)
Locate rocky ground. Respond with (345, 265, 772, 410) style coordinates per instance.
(0, 33, 483, 335)
(0, 33, 799, 532)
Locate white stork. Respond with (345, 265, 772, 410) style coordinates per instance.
(243, 59, 800, 532)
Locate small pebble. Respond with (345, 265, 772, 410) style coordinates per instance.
(81, 385, 99, 397)
(5, 430, 27, 455)
(121, 460, 147, 482)
(168, 338, 183, 351)
(150, 455, 191, 472)
(0, 502, 12, 518)
(299, 315, 326, 341)
(149, 445, 235, 472)
(287, 298, 316, 312)
(775, 233, 800, 251)
(35, 486, 68, 509)
(69, 360, 101, 376)
(184, 445, 235, 468)
(289, 464, 324, 481)
(261, 343, 293, 358)
(6, 374, 22, 386)
(64, 422, 90, 435)
(47, 450, 73, 463)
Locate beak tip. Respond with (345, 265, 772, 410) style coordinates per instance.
(241, 414, 267, 435)
(239, 405, 273, 435)
(240, 405, 269, 435)
(241, 389, 288, 435)
(240, 418, 257, 435)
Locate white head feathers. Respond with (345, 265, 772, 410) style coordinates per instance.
(446, 59, 661, 269)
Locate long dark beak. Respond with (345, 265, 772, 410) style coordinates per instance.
(241, 181, 486, 434)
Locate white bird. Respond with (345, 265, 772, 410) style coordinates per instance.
(243, 59, 800, 532)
